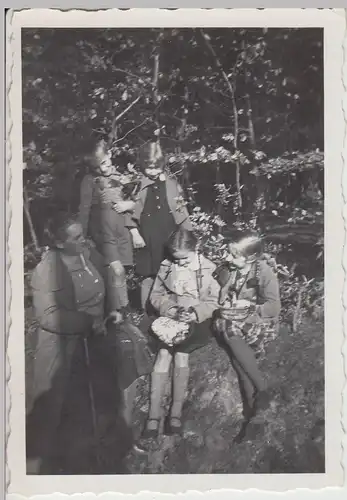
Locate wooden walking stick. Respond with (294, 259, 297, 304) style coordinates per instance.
(82, 337, 102, 468)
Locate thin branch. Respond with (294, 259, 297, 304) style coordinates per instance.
(113, 117, 150, 144)
(113, 67, 150, 82)
(115, 94, 142, 123)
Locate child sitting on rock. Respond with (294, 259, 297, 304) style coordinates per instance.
(213, 230, 281, 421)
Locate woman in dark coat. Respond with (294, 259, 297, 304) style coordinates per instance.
(26, 213, 151, 473)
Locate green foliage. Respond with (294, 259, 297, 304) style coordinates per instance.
(22, 28, 323, 236)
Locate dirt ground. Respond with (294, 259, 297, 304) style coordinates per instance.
(38, 314, 324, 475)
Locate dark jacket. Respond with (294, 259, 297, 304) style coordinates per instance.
(132, 174, 193, 230)
(31, 246, 106, 336)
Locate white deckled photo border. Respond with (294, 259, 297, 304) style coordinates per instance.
(5, 7, 347, 499)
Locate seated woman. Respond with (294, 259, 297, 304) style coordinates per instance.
(141, 227, 220, 438)
(26, 212, 150, 473)
(213, 230, 281, 423)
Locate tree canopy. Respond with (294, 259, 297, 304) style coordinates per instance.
(22, 27, 323, 250)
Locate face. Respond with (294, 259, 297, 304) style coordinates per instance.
(58, 222, 86, 255)
(92, 144, 113, 176)
(226, 244, 247, 269)
(171, 249, 195, 267)
(144, 165, 163, 180)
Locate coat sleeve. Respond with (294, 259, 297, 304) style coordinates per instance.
(193, 263, 220, 323)
(258, 263, 281, 319)
(31, 265, 94, 336)
(78, 174, 94, 235)
(150, 265, 178, 317)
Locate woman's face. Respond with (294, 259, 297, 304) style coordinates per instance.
(58, 222, 86, 255)
(171, 249, 196, 268)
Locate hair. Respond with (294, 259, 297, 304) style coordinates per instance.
(137, 141, 165, 172)
(83, 134, 109, 159)
(166, 227, 198, 256)
(43, 211, 79, 247)
(227, 229, 264, 260)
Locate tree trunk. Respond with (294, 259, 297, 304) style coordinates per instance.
(177, 84, 191, 197)
(152, 49, 160, 144)
(246, 94, 256, 148)
(199, 29, 242, 209)
(23, 187, 40, 252)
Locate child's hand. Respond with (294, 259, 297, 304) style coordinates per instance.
(177, 309, 197, 324)
(130, 229, 146, 249)
(114, 200, 136, 213)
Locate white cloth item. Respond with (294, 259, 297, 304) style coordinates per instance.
(171, 253, 200, 298)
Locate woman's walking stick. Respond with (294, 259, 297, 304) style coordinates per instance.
(82, 337, 102, 468)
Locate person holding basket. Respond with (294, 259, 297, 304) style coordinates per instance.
(140, 227, 220, 438)
(213, 230, 281, 425)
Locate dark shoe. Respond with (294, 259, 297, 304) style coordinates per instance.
(242, 401, 256, 421)
(164, 416, 183, 436)
(141, 418, 160, 439)
(253, 388, 273, 414)
(234, 420, 263, 444)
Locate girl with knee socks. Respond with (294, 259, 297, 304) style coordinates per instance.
(141, 227, 220, 438)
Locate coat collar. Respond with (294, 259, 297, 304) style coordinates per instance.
(160, 254, 213, 271)
(139, 172, 167, 190)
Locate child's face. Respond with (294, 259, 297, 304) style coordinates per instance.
(171, 249, 196, 268)
(226, 244, 248, 269)
(93, 144, 113, 176)
(144, 165, 163, 180)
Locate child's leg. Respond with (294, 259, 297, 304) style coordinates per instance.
(122, 377, 139, 428)
(231, 356, 256, 414)
(141, 277, 154, 312)
(226, 335, 267, 393)
(171, 352, 190, 420)
(147, 348, 172, 427)
(107, 262, 129, 311)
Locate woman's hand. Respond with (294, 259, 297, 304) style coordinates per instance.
(130, 228, 146, 249)
(107, 310, 123, 324)
(113, 200, 136, 214)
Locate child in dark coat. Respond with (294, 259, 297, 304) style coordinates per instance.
(113, 141, 193, 314)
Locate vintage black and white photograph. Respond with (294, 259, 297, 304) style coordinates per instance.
(6, 7, 346, 496)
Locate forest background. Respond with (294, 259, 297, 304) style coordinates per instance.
(22, 28, 325, 474)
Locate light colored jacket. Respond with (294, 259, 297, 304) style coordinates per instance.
(150, 254, 220, 323)
(214, 259, 281, 320)
(132, 174, 193, 230)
